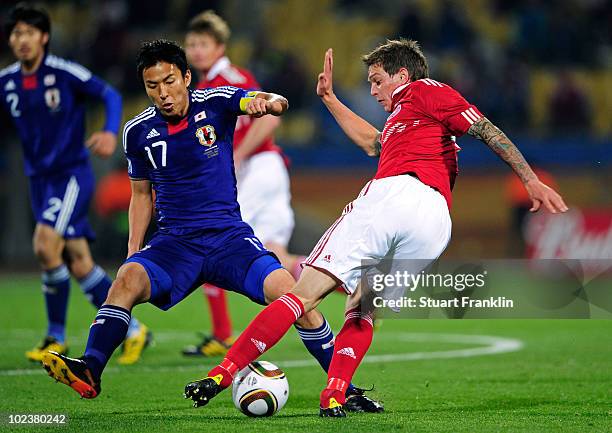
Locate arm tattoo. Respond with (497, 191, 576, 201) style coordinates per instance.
(372, 132, 382, 157)
(468, 117, 536, 183)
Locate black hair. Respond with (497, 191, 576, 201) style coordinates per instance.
(4, 3, 51, 44)
(362, 38, 429, 81)
(136, 39, 188, 83)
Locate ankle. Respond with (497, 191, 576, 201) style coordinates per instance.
(81, 356, 102, 382)
(321, 377, 349, 406)
(320, 388, 346, 407)
(208, 358, 239, 388)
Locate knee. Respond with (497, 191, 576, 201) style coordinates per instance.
(32, 232, 62, 267)
(32, 240, 51, 263)
(106, 263, 150, 308)
(263, 268, 295, 304)
(67, 256, 94, 279)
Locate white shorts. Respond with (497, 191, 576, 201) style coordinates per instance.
(305, 175, 452, 294)
(236, 151, 295, 246)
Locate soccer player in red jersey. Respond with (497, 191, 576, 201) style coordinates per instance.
(181, 11, 306, 357)
(184, 39, 568, 416)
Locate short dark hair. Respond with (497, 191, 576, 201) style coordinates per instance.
(4, 2, 51, 42)
(187, 10, 230, 44)
(136, 39, 188, 82)
(362, 39, 429, 81)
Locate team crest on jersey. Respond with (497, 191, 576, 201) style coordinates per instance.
(196, 125, 216, 146)
(44, 88, 61, 111)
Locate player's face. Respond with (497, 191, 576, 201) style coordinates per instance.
(367, 65, 408, 112)
(9, 21, 48, 65)
(185, 32, 225, 73)
(143, 62, 192, 120)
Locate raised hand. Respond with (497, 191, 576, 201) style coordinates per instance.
(316, 48, 334, 99)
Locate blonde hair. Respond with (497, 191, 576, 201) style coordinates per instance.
(187, 10, 231, 44)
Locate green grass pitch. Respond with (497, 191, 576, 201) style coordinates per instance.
(0, 274, 610, 432)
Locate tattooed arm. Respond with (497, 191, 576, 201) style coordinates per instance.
(468, 117, 568, 213)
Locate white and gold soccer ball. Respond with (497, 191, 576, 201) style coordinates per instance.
(232, 361, 289, 417)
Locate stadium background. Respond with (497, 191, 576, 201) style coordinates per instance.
(0, 0, 609, 266)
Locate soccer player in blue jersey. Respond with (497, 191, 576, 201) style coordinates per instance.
(40, 40, 353, 404)
(0, 3, 150, 364)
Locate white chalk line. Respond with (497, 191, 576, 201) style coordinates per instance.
(0, 332, 523, 377)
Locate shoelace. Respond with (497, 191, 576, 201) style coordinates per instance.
(347, 384, 375, 396)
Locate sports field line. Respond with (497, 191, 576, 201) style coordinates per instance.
(0, 332, 523, 377)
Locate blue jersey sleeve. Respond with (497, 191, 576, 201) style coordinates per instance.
(50, 57, 122, 134)
(123, 122, 150, 180)
(193, 86, 249, 115)
(74, 75, 122, 135)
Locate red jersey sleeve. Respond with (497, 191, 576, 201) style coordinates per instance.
(412, 79, 483, 136)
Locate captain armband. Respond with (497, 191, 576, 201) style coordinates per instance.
(239, 91, 261, 112)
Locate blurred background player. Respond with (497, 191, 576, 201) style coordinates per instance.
(187, 40, 568, 417)
(181, 10, 306, 357)
(0, 3, 150, 364)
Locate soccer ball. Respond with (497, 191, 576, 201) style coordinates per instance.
(232, 361, 289, 417)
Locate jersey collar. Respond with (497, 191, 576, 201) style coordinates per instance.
(391, 82, 411, 109)
(206, 56, 230, 81)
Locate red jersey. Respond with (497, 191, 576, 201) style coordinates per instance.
(375, 78, 483, 209)
(197, 56, 281, 156)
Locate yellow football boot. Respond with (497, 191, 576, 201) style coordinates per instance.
(25, 336, 67, 362)
(182, 334, 236, 357)
(117, 324, 152, 365)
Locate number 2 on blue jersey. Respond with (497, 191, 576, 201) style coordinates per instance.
(6, 93, 20, 117)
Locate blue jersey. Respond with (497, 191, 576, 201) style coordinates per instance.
(0, 53, 122, 177)
(124, 86, 253, 236)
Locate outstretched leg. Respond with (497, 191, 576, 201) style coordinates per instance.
(184, 266, 337, 407)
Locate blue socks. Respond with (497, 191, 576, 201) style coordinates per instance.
(295, 317, 356, 394)
(42, 265, 71, 343)
(78, 265, 111, 308)
(126, 317, 141, 338)
(295, 318, 335, 371)
(83, 304, 130, 379)
(78, 265, 141, 337)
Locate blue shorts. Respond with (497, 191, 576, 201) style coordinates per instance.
(125, 228, 283, 310)
(29, 163, 95, 240)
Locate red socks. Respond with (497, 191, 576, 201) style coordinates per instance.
(320, 378, 349, 407)
(320, 308, 374, 406)
(207, 358, 239, 388)
(203, 285, 232, 341)
(208, 293, 305, 388)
